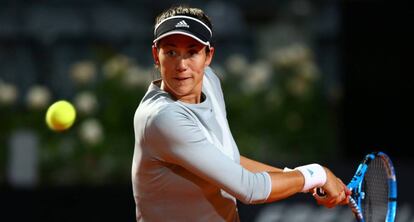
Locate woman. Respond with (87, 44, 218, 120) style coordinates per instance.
(131, 5, 350, 221)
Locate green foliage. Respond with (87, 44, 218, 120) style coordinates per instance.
(220, 48, 337, 164)
(1, 44, 338, 185)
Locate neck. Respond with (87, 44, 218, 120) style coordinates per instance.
(160, 81, 202, 104)
(177, 94, 202, 104)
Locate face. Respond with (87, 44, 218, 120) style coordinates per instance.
(152, 34, 214, 103)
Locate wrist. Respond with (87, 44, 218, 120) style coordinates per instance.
(295, 164, 327, 192)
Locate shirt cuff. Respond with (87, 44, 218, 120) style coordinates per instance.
(262, 171, 272, 200)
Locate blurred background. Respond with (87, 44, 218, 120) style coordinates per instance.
(0, 0, 413, 221)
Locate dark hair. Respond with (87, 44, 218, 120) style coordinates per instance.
(155, 5, 213, 30)
(154, 5, 213, 52)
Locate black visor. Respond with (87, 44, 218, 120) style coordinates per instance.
(153, 15, 212, 47)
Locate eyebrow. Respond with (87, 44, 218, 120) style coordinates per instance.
(188, 44, 199, 48)
(161, 43, 201, 49)
(163, 43, 176, 47)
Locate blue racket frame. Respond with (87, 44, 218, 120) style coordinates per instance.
(347, 151, 397, 222)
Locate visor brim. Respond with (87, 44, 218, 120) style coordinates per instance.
(153, 30, 210, 47)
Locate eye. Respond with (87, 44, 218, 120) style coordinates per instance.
(166, 50, 177, 57)
(188, 50, 199, 56)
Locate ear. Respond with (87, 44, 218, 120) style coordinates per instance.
(204, 47, 215, 67)
(152, 45, 159, 65)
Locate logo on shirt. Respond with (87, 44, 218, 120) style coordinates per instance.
(175, 20, 190, 28)
(307, 169, 314, 176)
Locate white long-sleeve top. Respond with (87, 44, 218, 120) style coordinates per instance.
(131, 67, 271, 222)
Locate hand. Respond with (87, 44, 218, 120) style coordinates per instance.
(312, 167, 351, 208)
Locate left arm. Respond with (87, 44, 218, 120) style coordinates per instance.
(240, 155, 283, 173)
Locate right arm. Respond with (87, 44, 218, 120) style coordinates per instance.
(145, 106, 348, 206)
(240, 155, 350, 205)
(265, 167, 349, 205)
(240, 155, 283, 173)
(240, 155, 305, 201)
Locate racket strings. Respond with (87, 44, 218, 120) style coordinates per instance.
(362, 157, 389, 221)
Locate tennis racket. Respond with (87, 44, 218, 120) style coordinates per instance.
(317, 151, 397, 222)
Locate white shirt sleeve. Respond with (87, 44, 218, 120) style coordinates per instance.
(144, 105, 271, 204)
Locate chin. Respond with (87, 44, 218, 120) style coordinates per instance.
(174, 89, 192, 97)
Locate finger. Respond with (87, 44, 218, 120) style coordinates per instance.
(336, 191, 348, 205)
(316, 194, 338, 208)
(313, 193, 329, 206)
(336, 191, 349, 205)
(336, 178, 350, 192)
(337, 191, 347, 205)
(334, 178, 351, 203)
(344, 185, 352, 196)
(339, 195, 350, 205)
(326, 190, 345, 206)
(313, 191, 331, 207)
(336, 178, 349, 190)
(336, 177, 345, 185)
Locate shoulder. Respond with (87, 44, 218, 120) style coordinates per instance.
(134, 85, 179, 121)
(143, 102, 206, 149)
(203, 67, 227, 110)
(135, 97, 189, 127)
(136, 94, 196, 134)
(134, 100, 198, 144)
(149, 103, 190, 128)
(204, 66, 222, 87)
(204, 66, 225, 97)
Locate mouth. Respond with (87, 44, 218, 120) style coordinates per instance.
(174, 77, 192, 81)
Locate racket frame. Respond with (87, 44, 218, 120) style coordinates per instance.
(347, 152, 397, 222)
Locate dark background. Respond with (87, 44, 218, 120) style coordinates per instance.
(1, 0, 413, 221)
(341, 1, 413, 161)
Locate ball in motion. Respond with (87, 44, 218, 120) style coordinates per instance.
(46, 100, 76, 131)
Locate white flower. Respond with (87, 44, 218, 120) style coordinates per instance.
(103, 54, 132, 79)
(286, 61, 320, 97)
(122, 65, 151, 88)
(70, 61, 96, 85)
(74, 91, 98, 115)
(0, 82, 18, 106)
(26, 85, 51, 110)
(79, 118, 104, 146)
(289, 43, 311, 64)
(270, 43, 311, 68)
(225, 53, 248, 76)
(243, 61, 273, 94)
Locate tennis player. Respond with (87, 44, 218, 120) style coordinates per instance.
(131, 5, 350, 221)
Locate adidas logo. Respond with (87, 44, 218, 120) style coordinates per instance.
(175, 20, 190, 28)
(307, 169, 314, 176)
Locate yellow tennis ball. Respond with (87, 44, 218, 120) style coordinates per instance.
(46, 100, 76, 131)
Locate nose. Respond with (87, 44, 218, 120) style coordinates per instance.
(176, 57, 188, 72)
